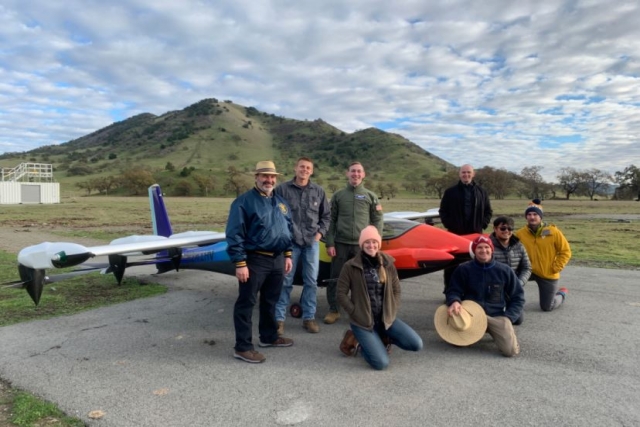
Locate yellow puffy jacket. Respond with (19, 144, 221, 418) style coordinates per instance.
(515, 223, 571, 280)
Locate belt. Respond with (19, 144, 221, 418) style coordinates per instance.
(249, 250, 280, 257)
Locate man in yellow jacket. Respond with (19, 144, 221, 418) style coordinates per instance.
(515, 200, 571, 312)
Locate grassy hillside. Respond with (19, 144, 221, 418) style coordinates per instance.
(0, 98, 454, 197)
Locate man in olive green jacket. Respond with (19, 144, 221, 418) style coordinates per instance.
(324, 162, 383, 324)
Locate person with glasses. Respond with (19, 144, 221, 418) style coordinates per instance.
(489, 216, 531, 325)
(337, 226, 423, 370)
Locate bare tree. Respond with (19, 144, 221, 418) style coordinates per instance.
(520, 166, 547, 200)
(581, 168, 612, 200)
(475, 167, 514, 200)
(224, 166, 251, 197)
(386, 183, 398, 198)
(426, 170, 458, 198)
(557, 167, 583, 199)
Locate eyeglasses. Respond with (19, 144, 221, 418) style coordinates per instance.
(498, 226, 513, 232)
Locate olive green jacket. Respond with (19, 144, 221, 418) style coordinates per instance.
(325, 184, 383, 247)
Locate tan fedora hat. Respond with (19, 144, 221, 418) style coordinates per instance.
(434, 300, 487, 346)
(254, 160, 280, 175)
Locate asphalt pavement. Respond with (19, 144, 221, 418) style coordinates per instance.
(1, 265, 639, 426)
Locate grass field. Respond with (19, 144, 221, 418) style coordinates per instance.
(1, 195, 638, 267)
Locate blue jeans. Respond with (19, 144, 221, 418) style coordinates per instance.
(275, 241, 319, 321)
(350, 318, 423, 370)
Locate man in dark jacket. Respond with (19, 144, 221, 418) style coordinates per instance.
(226, 161, 295, 364)
(439, 164, 492, 290)
(274, 157, 330, 335)
(446, 236, 524, 357)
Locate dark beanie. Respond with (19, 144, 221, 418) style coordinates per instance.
(525, 201, 543, 218)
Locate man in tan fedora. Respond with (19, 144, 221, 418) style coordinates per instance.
(226, 160, 295, 363)
(441, 235, 524, 357)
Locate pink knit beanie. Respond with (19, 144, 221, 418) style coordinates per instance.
(359, 225, 382, 247)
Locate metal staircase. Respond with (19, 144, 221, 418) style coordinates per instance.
(0, 163, 55, 182)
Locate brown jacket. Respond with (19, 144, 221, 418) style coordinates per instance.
(337, 251, 401, 330)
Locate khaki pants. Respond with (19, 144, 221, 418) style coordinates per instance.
(486, 316, 520, 357)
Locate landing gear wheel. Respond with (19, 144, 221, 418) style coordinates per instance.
(289, 303, 302, 319)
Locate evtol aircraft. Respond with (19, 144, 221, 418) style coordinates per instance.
(15, 184, 479, 313)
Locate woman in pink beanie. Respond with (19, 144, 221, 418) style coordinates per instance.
(336, 226, 423, 370)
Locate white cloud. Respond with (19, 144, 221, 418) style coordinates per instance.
(1, 0, 639, 181)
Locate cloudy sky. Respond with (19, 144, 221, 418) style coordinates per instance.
(1, 0, 638, 181)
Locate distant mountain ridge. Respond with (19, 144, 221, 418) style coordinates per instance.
(0, 98, 455, 196)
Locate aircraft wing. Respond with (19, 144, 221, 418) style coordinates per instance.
(18, 231, 226, 270)
(384, 209, 440, 221)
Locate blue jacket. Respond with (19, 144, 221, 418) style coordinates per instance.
(225, 187, 293, 266)
(446, 259, 524, 323)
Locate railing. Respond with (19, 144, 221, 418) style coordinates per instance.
(0, 163, 55, 182)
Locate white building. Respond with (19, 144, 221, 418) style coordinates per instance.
(0, 163, 60, 204)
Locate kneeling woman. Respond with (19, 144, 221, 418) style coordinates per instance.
(337, 226, 423, 370)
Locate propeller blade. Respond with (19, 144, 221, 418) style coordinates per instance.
(18, 264, 45, 306)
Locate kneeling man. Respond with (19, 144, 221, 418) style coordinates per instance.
(441, 236, 524, 357)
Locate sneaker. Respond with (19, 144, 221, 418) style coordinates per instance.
(557, 287, 569, 299)
(234, 350, 266, 363)
(258, 337, 294, 347)
(323, 311, 341, 324)
(277, 321, 285, 337)
(303, 319, 320, 333)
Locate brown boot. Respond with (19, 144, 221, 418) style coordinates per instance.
(339, 330, 359, 356)
(323, 311, 341, 324)
(276, 321, 284, 337)
(303, 319, 320, 333)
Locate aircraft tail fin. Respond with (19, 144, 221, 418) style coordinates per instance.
(149, 184, 173, 237)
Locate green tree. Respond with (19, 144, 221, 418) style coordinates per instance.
(174, 180, 194, 196)
(75, 180, 95, 196)
(193, 173, 217, 196)
(614, 164, 640, 200)
(121, 168, 155, 195)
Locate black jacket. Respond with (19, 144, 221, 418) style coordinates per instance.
(439, 181, 492, 235)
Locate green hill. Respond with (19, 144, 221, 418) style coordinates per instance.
(0, 98, 455, 196)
